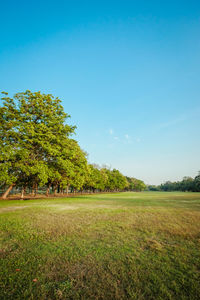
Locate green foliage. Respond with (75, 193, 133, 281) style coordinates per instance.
(84, 164, 106, 191)
(0, 91, 79, 192)
(153, 172, 200, 192)
(126, 177, 146, 191)
(0, 90, 145, 197)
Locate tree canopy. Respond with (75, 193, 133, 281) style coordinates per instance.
(0, 90, 146, 198)
(147, 172, 200, 192)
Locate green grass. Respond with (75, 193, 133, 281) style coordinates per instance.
(0, 192, 200, 299)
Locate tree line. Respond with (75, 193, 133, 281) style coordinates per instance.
(0, 91, 146, 199)
(148, 173, 200, 192)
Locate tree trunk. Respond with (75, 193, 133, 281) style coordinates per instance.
(46, 184, 50, 197)
(54, 185, 58, 196)
(66, 185, 69, 196)
(57, 185, 60, 194)
(21, 187, 25, 200)
(34, 184, 38, 197)
(2, 184, 15, 199)
(31, 184, 35, 196)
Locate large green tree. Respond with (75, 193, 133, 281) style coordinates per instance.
(126, 177, 146, 191)
(0, 90, 76, 198)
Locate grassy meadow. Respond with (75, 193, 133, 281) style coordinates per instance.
(0, 192, 200, 299)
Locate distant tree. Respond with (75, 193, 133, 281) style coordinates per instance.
(147, 185, 160, 191)
(84, 164, 107, 192)
(180, 177, 194, 192)
(67, 140, 88, 193)
(157, 172, 200, 192)
(193, 173, 200, 192)
(125, 177, 146, 191)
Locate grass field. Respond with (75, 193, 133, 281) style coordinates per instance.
(0, 192, 200, 300)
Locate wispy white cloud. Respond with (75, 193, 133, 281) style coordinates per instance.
(124, 133, 133, 144)
(158, 107, 200, 130)
(109, 129, 114, 135)
(159, 116, 187, 129)
(108, 129, 120, 141)
(108, 130, 141, 144)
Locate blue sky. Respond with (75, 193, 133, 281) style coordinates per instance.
(0, 0, 200, 184)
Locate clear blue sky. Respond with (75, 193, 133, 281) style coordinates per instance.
(1, 0, 200, 184)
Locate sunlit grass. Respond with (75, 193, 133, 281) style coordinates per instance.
(0, 192, 200, 299)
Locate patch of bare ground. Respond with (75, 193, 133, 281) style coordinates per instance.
(44, 203, 122, 210)
(0, 206, 28, 213)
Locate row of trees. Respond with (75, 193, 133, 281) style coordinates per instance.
(0, 91, 146, 199)
(148, 173, 200, 192)
(125, 177, 146, 192)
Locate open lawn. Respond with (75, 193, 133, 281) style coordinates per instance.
(0, 192, 200, 299)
